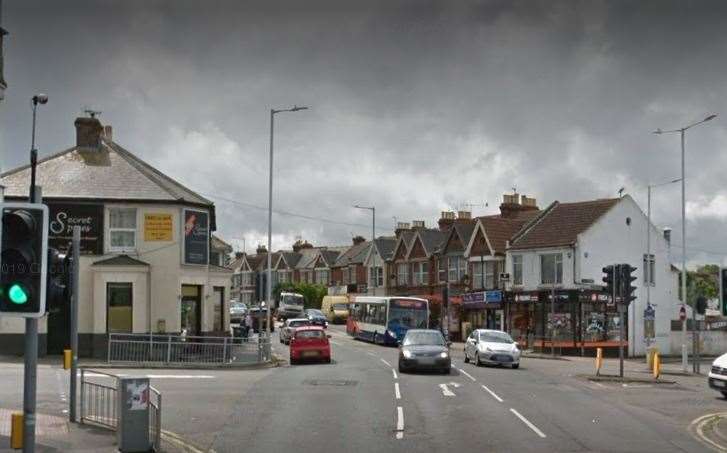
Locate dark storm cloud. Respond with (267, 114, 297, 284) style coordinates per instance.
(2, 1, 726, 264)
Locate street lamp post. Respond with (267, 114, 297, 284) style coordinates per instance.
(267, 105, 308, 342)
(654, 113, 717, 373)
(354, 205, 376, 295)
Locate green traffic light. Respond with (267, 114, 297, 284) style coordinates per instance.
(8, 284, 28, 305)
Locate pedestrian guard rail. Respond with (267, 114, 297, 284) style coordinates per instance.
(108, 332, 272, 366)
(80, 369, 162, 451)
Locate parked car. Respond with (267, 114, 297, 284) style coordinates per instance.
(229, 301, 248, 325)
(709, 353, 727, 397)
(320, 295, 350, 324)
(289, 326, 331, 364)
(398, 329, 450, 374)
(249, 306, 275, 333)
(464, 329, 520, 369)
(280, 318, 311, 344)
(306, 309, 328, 328)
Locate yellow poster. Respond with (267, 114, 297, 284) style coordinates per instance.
(144, 214, 173, 241)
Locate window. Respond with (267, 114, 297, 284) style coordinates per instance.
(643, 254, 655, 286)
(540, 253, 563, 284)
(473, 262, 483, 289)
(438, 258, 447, 283)
(473, 261, 497, 289)
(107, 282, 133, 333)
(349, 266, 357, 284)
(213, 287, 224, 331)
(369, 267, 383, 287)
(316, 269, 329, 285)
(109, 208, 136, 251)
(242, 271, 253, 287)
(278, 270, 290, 284)
(448, 256, 465, 283)
(512, 255, 523, 286)
(413, 262, 428, 286)
(485, 261, 496, 289)
(397, 263, 409, 286)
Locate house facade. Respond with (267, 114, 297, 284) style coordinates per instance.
(0, 116, 232, 358)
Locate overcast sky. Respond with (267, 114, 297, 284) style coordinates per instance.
(2, 0, 726, 266)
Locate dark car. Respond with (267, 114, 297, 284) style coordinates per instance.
(305, 309, 328, 328)
(398, 329, 451, 374)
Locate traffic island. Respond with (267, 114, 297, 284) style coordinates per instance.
(580, 374, 677, 385)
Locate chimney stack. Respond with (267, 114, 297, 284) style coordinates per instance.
(352, 235, 366, 245)
(438, 211, 456, 231)
(74, 116, 104, 150)
(411, 220, 425, 230)
(456, 211, 473, 223)
(256, 245, 268, 254)
(103, 125, 113, 142)
(395, 222, 411, 237)
(235, 252, 244, 259)
(499, 193, 539, 218)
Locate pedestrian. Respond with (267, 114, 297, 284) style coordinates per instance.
(245, 312, 253, 339)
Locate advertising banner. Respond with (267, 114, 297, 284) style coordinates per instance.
(47, 203, 103, 254)
(183, 209, 209, 265)
(144, 213, 173, 241)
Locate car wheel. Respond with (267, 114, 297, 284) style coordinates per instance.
(463, 350, 469, 363)
(512, 363, 520, 369)
(475, 352, 482, 367)
(290, 358, 296, 365)
(398, 362, 405, 373)
(443, 367, 451, 375)
(722, 391, 727, 399)
(325, 357, 332, 364)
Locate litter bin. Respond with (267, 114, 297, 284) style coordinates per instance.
(646, 347, 659, 367)
(117, 377, 151, 453)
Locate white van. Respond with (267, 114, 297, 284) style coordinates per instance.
(320, 295, 350, 324)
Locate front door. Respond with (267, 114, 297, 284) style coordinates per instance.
(181, 285, 201, 336)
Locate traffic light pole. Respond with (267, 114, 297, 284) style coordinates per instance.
(615, 265, 623, 378)
(23, 185, 41, 453)
(69, 226, 80, 421)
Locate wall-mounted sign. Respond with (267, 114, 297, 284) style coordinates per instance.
(144, 213, 173, 241)
(462, 290, 503, 306)
(183, 209, 209, 265)
(47, 203, 103, 254)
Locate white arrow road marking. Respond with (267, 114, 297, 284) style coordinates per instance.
(481, 384, 503, 402)
(510, 408, 546, 438)
(439, 383, 456, 396)
(396, 406, 404, 439)
(448, 382, 461, 388)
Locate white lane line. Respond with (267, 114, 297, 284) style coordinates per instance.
(366, 352, 377, 357)
(396, 406, 404, 439)
(381, 358, 392, 367)
(394, 382, 401, 400)
(457, 368, 476, 382)
(510, 408, 546, 438)
(481, 384, 503, 403)
(392, 369, 398, 379)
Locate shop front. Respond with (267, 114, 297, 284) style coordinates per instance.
(513, 289, 627, 356)
(461, 290, 505, 339)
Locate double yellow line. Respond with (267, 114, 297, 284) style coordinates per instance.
(161, 429, 217, 453)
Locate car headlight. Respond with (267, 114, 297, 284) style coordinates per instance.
(439, 351, 449, 359)
(402, 350, 413, 359)
(387, 330, 396, 337)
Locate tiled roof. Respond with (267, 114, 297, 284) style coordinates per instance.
(372, 237, 397, 260)
(92, 255, 149, 267)
(478, 210, 541, 254)
(0, 139, 212, 206)
(211, 234, 232, 253)
(509, 199, 619, 250)
(333, 241, 371, 267)
(281, 252, 302, 268)
(320, 250, 342, 267)
(418, 229, 448, 255)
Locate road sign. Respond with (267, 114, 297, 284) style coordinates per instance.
(679, 305, 687, 321)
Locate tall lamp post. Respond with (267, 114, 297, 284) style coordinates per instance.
(354, 205, 376, 295)
(654, 114, 717, 373)
(266, 105, 308, 341)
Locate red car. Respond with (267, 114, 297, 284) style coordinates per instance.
(289, 326, 331, 364)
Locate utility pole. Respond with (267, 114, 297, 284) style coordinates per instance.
(617, 264, 624, 378)
(69, 227, 80, 422)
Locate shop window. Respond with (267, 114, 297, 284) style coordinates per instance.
(512, 255, 523, 286)
(643, 254, 655, 286)
(107, 282, 133, 333)
(540, 253, 563, 285)
(109, 208, 137, 251)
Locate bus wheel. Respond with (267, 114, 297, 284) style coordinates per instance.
(374, 333, 380, 344)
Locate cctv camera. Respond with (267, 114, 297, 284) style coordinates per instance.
(32, 94, 48, 105)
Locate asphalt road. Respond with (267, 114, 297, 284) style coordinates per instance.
(2, 325, 726, 452)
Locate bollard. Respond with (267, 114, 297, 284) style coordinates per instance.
(653, 352, 661, 380)
(11, 413, 23, 449)
(595, 347, 603, 376)
(63, 349, 72, 370)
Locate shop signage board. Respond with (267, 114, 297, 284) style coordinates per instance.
(513, 293, 539, 303)
(183, 209, 209, 265)
(462, 291, 502, 307)
(47, 202, 103, 254)
(144, 213, 173, 241)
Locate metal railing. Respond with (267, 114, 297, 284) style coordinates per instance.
(108, 333, 272, 365)
(80, 369, 163, 451)
(80, 369, 118, 430)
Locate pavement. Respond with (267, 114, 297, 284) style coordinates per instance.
(1, 326, 725, 452)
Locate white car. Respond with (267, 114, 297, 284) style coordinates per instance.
(463, 329, 521, 369)
(279, 318, 311, 345)
(709, 353, 727, 397)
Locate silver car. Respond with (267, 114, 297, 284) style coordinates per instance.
(279, 318, 311, 345)
(464, 329, 521, 369)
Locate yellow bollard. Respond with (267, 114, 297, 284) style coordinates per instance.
(63, 349, 72, 370)
(11, 413, 23, 449)
(595, 347, 603, 375)
(653, 352, 661, 380)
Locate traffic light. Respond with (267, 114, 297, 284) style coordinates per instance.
(721, 268, 727, 316)
(620, 264, 637, 305)
(46, 247, 71, 313)
(602, 265, 615, 296)
(0, 203, 49, 317)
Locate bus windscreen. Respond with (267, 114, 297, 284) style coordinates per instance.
(388, 299, 428, 329)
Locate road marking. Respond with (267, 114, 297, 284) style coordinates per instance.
(396, 406, 404, 439)
(457, 368, 476, 382)
(392, 369, 398, 379)
(481, 384, 503, 402)
(510, 408, 547, 438)
(439, 383, 457, 397)
(82, 373, 215, 379)
(330, 340, 340, 346)
(394, 382, 401, 399)
(381, 358, 392, 367)
(367, 352, 377, 357)
(689, 412, 727, 452)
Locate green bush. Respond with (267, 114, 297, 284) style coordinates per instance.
(274, 282, 327, 309)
